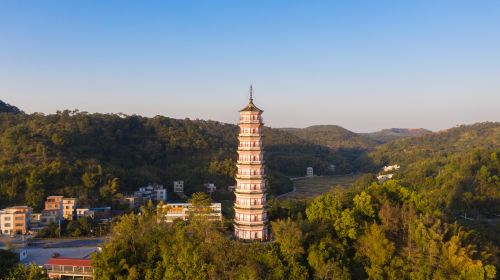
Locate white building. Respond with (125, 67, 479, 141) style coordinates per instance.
(173, 181, 184, 193)
(383, 165, 400, 172)
(204, 183, 216, 193)
(329, 164, 336, 172)
(135, 184, 167, 202)
(306, 167, 314, 177)
(158, 203, 222, 223)
(377, 174, 394, 183)
(0, 206, 32, 235)
(76, 208, 89, 217)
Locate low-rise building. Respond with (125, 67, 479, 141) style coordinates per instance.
(44, 196, 77, 221)
(40, 209, 60, 226)
(204, 183, 216, 193)
(306, 167, 314, 177)
(377, 174, 394, 183)
(173, 181, 184, 193)
(77, 208, 90, 218)
(44, 258, 94, 279)
(158, 203, 222, 223)
(91, 207, 111, 221)
(30, 213, 43, 231)
(62, 198, 77, 220)
(120, 195, 143, 210)
(77, 207, 111, 221)
(383, 164, 400, 172)
(45, 196, 64, 211)
(329, 164, 336, 172)
(0, 206, 32, 235)
(31, 213, 42, 224)
(135, 184, 167, 202)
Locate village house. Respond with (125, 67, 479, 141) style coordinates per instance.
(0, 206, 32, 235)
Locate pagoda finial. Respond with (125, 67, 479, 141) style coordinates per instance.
(249, 85, 253, 102)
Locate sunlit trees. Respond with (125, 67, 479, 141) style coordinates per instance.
(3, 263, 49, 280)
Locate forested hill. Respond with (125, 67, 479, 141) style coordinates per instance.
(281, 125, 378, 149)
(0, 100, 22, 114)
(0, 108, 366, 210)
(362, 128, 431, 143)
(366, 122, 500, 218)
(368, 122, 500, 168)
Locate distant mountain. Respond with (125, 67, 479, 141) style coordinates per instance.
(367, 122, 500, 168)
(281, 125, 379, 150)
(0, 100, 22, 114)
(363, 128, 432, 143)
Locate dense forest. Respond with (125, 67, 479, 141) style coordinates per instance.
(0, 102, 372, 210)
(281, 125, 379, 149)
(366, 122, 500, 217)
(362, 128, 431, 143)
(91, 181, 498, 279)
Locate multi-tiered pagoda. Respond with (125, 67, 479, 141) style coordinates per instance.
(234, 86, 268, 241)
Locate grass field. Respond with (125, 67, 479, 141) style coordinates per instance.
(278, 174, 364, 200)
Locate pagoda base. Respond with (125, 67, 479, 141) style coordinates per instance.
(234, 224, 268, 241)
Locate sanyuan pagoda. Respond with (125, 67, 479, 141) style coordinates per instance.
(234, 86, 268, 241)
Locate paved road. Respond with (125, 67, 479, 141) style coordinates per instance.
(29, 238, 106, 248)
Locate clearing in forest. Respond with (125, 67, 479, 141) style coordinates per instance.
(279, 174, 364, 200)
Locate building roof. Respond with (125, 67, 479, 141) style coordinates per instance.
(239, 85, 263, 113)
(89, 206, 111, 210)
(161, 203, 222, 208)
(6, 205, 30, 209)
(239, 100, 263, 113)
(45, 258, 92, 267)
(1, 206, 31, 214)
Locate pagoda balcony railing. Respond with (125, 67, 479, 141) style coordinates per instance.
(239, 119, 263, 124)
(234, 203, 266, 210)
(238, 133, 262, 137)
(234, 188, 267, 194)
(236, 174, 265, 179)
(234, 218, 269, 226)
(237, 146, 263, 151)
(237, 160, 265, 165)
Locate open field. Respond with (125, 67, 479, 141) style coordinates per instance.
(278, 174, 364, 200)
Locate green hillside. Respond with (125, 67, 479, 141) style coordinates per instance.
(0, 104, 367, 210)
(367, 122, 499, 168)
(365, 122, 500, 217)
(362, 128, 432, 143)
(0, 100, 22, 114)
(282, 125, 379, 150)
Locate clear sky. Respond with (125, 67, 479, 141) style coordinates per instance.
(1, 1, 499, 132)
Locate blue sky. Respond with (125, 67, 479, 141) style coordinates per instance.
(1, 1, 499, 132)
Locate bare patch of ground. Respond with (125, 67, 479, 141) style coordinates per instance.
(278, 174, 363, 200)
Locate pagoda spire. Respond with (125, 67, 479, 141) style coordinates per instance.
(239, 85, 262, 112)
(249, 85, 253, 102)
